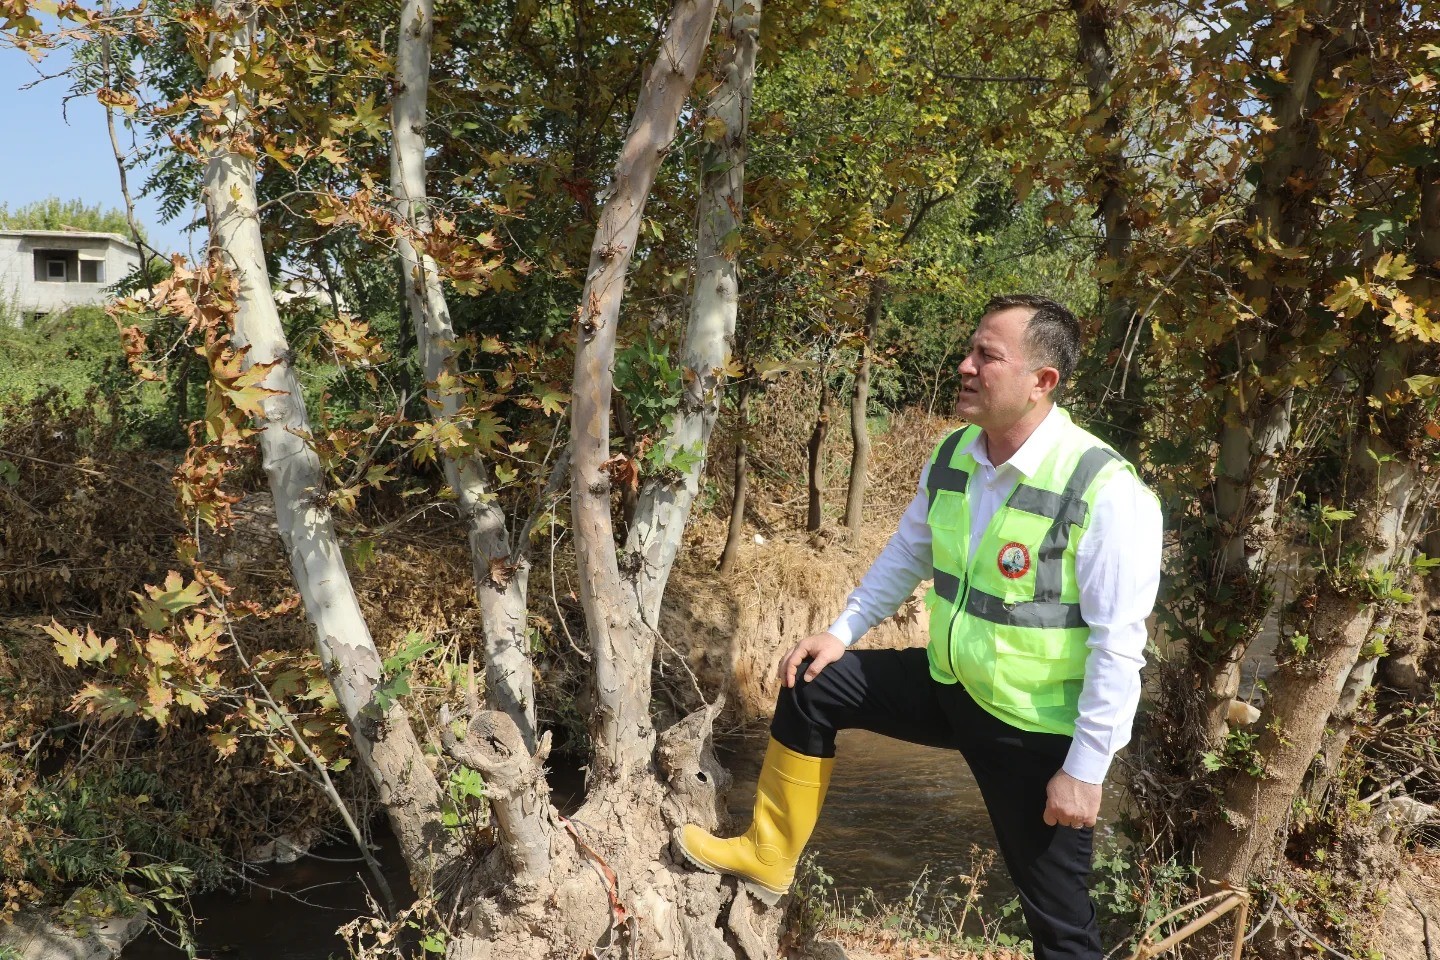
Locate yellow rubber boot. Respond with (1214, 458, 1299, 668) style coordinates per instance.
(676, 738, 834, 904)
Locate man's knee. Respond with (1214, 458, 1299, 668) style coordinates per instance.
(771, 658, 841, 756)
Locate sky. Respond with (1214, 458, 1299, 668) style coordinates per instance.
(0, 42, 199, 259)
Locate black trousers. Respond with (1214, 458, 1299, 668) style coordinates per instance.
(771, 647, 1102, 960)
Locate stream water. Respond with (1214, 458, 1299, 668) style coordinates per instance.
(128, 728, 1117, 959)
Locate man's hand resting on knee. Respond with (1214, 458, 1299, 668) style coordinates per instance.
(778, 633, 846, 688)
(1043, 770, 1102, 829)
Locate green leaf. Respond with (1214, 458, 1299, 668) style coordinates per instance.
(382, 633, 437, 674)
(533, 384, 568, 417)
(343, 539, 376, 571)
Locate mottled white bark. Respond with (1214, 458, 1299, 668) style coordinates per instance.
(1205, 386, 1293, 739)
(441, 693, 558, 886)
(201, 0, 457, 882)
(389, 0, 537, 749)
(570, 0, 721, 782)
(626, 0, 760, 628)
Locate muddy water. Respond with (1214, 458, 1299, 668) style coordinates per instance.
(723, 730, 1002, 900)
(127, 729, 1122, 958)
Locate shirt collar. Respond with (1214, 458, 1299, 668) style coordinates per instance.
(961, 404, 1067, 477)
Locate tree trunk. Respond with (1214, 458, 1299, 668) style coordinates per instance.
(1196, 351, 1424, 889)
(1203, 387, 1294, 745)
(839, 196, 936, 537)
(1199, 0, 1341, 749)
(1069, 0, 1143, 446)
(568, 0, 721, 784)
(718, 376, 751, 575)
(1305, 607, 1399, 808)
(806, 377, 831, 533)
(443, 8, 787, 955)
(389, 0, 537, 749)
(844, 280, 882, 539)
(200, 0, 458, 886)
(625, 0, 761, 628)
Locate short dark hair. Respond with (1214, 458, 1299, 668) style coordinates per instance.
(982, 293, 1081, 398)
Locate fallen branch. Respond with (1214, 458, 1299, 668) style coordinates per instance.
(1125, 890, 1248, 960)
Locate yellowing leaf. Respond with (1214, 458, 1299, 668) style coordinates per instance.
(44, 622, 117, 668)
(467, 411, 509, 452)
(145, 636, 180, 667)
(210, 730, 240, 758)
(145, 572, 207, 617)
(73, 683, 139, 723)
(489, 265, 518, 292)
(1374, 252, 1416, 281)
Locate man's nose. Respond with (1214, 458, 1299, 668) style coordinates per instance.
(958, 355, 978, 376)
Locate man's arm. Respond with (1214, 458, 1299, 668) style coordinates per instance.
(826, 462, 934, 645)
(1045, 469, 1162, 827)
(778, 463, 934, 687)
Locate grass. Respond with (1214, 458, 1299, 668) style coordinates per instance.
(786, 850, 1033, 959)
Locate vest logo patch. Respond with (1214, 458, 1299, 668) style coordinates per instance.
(997, 542, 1031, 579)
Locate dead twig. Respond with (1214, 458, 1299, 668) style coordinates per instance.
(1409, 892, 1435, 960)
(1271, 895, 1363, 960)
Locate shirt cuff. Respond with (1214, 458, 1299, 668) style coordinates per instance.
(826, 613, 863, 647)
(1062, 740, 1112, 785)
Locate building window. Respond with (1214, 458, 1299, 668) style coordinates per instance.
(34, 250, 78, 283)
(80, 260, 101, 283)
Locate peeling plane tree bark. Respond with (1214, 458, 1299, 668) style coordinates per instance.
(441, 5, 793, 956)
(389, 0, 538, 749)
(626, 0, 761, 628)
(200, 0, 458, 885)
(569, 0, 723, 784)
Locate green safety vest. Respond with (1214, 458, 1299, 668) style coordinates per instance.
(923, 409, 1144, 737)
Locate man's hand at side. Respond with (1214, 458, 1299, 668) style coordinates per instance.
(777, 632, 846, 688)
(1043, 770, 1102, 829)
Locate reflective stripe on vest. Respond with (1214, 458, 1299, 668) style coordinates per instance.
(923, 413, 1138, 736)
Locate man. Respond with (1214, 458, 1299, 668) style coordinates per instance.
(678, 294, 1162, 960)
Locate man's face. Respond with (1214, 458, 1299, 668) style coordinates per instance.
(953, 307, 1052, 430)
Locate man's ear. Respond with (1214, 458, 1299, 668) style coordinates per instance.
(1033, 366, 1060, 399)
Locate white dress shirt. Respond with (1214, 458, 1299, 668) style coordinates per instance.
(826, 404, 1162, 785)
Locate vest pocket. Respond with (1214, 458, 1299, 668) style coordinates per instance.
(927, 489, 966, 532)
(987, 629, 1086, 710)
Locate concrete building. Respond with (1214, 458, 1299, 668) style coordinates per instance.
(0, 229, 142, 320)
